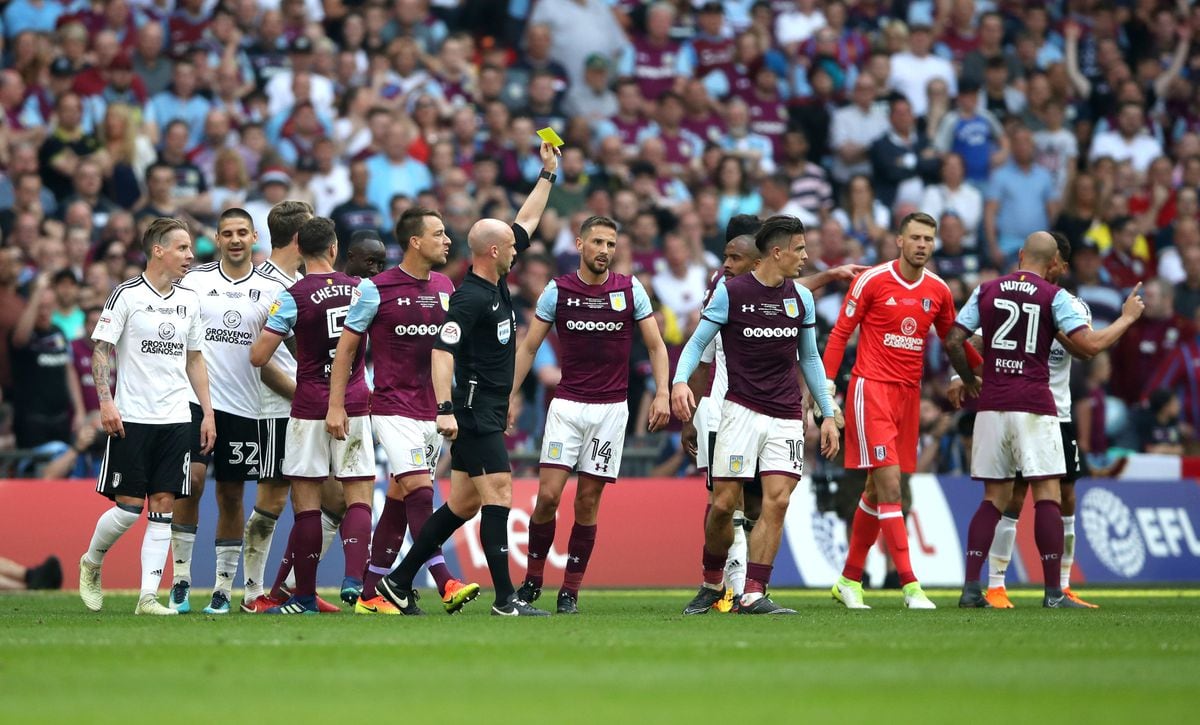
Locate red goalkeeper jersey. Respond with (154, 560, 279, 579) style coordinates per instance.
(824, 261, 982, 386)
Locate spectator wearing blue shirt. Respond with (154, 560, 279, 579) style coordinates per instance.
(146, 60, 212, 148)
(366, 121, 433, 228)
(932, 81, 1007, 185)
(984, 127, 1061, 269)
(3, 0, 62, 39)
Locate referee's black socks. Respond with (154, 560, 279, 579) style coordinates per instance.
(386, 503, 467, 590)
(481, 505, 515, 605)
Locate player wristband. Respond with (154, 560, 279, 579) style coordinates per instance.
(437, 401, 453, 414)
(539, 170, 557, 183)
(950, 374, 961, 383)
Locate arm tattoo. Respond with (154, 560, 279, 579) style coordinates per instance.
(93, 341, 114, 403)
(945, 327, 975, 383)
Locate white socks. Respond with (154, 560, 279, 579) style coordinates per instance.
(141, 513, 172, 598)
(726, 510, 748, 595)
(86, 505, 141, 567)
(319, 510, 340, 560)
(214, 540, 242, 598)
(988, 515, 1019, 589)
(1061, 515, 1076, 590)
(170, 525, 197, 585)
(242, 508, 279, 601)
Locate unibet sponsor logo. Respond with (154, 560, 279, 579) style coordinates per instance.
(565, 320, 625, 332)
(741, 327, 799, 338)
(394, 324, 440, 337)
(882, 333, 923, 351)
(1081, 488, 1200, 578)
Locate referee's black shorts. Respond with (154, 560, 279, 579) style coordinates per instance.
(97, 422, 192, 500)
(451, 425, 511, 477)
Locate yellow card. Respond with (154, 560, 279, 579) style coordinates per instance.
(536, 127, 565, 147)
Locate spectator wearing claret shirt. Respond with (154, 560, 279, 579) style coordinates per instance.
(1102, 215, 1156, 291)
(596, 79, 651, 157)
(679, 2, 734, 87)
(639, 92, 703, 176)
(1111, 278, 1195, 405)
(617, 3, 685, 103)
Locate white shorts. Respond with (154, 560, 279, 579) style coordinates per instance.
(373, 415, 440, 481)
(539, 398, 628, 481)
(970, 410, 1065, 481)
(711, 400, 804, 480)
(693, 396, 723, 471)
(281, 416, 376, 481)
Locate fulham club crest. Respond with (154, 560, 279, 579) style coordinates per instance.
(922, 298, 931, 312)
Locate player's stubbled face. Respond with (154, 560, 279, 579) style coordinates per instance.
(161, 229, 195, 279)
(421, 216, 450, 265)
(217, 218, 256, 265)
(581, 229, 617, 275)
(779, 234, 807, 278)
(899, 222, 935, 267)
(722, 243, 756, 278)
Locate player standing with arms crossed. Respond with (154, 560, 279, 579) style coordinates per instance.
(79, 218, 216, 615)
(947, 231, 1144, 608)
(249, 217, 375, 615)
(376, 141, 559, 616)
(327, 208, 481, 615)
(824, 212, 983, 610)
(672, 215, 840, 615)
(510, 215, 671, 614)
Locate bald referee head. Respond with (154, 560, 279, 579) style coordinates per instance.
(467, 218, 518, 280)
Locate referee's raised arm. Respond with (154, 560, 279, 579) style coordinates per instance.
(513, 141, 561, 242)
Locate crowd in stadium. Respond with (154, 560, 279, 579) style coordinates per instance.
(0, 0, 1195, 483)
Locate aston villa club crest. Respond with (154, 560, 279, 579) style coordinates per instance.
(729, 455, 744, 474)
(410, 448, 425, 466)
(783, 298, 799, 318)
(439, 291, 450, 311)
(547, 442, 563, 460)
(609, 291, 626, 311)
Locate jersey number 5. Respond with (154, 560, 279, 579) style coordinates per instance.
(991, 299, 1041, 354)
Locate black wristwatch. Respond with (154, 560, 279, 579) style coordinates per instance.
(539, 169, 557, 183)
(437, 401, 454, 415)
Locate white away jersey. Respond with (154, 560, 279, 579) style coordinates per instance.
(93, 275, 203, 425)
(184, 262, 287, 419)
(257, 260, 302, 419)
(1049, 292, 1091, 421)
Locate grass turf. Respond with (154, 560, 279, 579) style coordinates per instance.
(2, 588, 1198, 722)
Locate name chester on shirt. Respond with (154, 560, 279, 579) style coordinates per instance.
(309, 284, 358, 304)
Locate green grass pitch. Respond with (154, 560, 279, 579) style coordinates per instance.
(3, 588, 1199, 722)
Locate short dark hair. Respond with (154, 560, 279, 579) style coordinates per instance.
(1110, 215, 1135, 233)
(349, 229, 383, 251)
(218, 207, 254, 229)
(266, 200, 313, 249)
(146, 161, 174, 180)
(899, 212, 938, 235)
(754, 215, 806, 253)
(141, 217, 189, 256)
(726, 214, 761, 242)
(296, 216, 337, 258)
(53, 268, 79, 285)
(394, 207, 442, 251)
(579, 215, 618, 239)
(1050, 231, 1072, 263)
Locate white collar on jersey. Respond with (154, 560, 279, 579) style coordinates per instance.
(888, 261, 925, 291)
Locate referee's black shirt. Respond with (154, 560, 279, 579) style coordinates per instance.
(433, 224, 530, 433)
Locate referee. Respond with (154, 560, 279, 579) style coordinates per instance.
(379, 140, 559, 617)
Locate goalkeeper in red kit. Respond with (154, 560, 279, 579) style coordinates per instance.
(822, 213, 983, 609)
